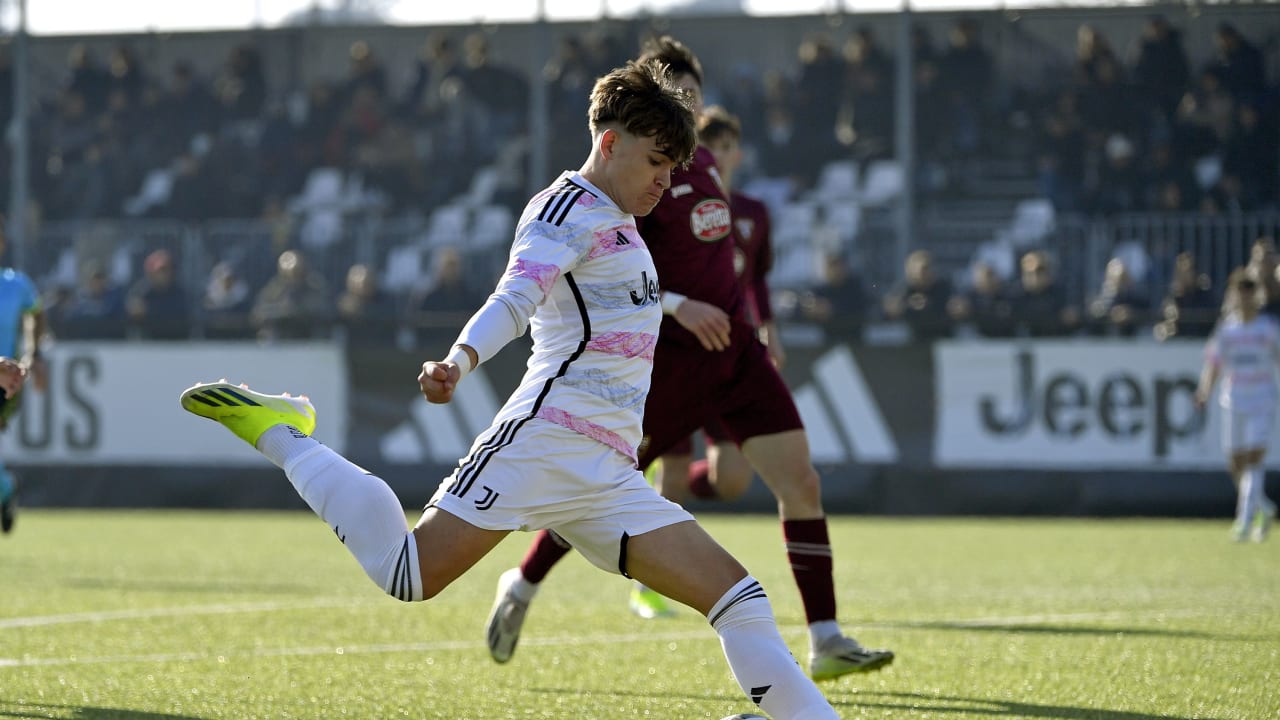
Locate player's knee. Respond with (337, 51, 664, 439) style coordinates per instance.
(415, 572, 455, 601)
(417, 583, 441, 601)
(780, 465, 822, 502)
(713, 474, 751, 501)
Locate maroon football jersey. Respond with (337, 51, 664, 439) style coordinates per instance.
(730, 191, 774, 326)
(638, 146, 747, 347)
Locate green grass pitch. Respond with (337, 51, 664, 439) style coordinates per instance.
(1, 510, 1277, 719)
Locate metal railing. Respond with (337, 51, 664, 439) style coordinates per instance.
(26, 209, 1280, 341)
(1047, 211, 1280, 309)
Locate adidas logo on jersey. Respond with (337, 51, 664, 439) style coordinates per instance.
(615, 232, 630, 246)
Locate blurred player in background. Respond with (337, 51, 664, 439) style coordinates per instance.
(1195, 268, 1280, 542)
(0, 222, 48, 534)
(181, 60, 845, 719)
(490, 36, 894, 682)
(635, 105, 783, 619)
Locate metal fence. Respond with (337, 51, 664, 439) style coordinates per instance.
(1046, 210, 1280, 309)
(31, 209, 1280, 341)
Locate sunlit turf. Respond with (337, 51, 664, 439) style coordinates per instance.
(1, 510, 1277, 719)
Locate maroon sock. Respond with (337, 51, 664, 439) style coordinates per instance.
(782, 518, 837, 624)
(687, 458, 718, 499)
(519, 529, 572, 584)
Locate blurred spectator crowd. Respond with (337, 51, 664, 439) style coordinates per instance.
(1030, 18, 1277, 216)
(768, 233, 1275, 344)
(0, 11, 1275, 347)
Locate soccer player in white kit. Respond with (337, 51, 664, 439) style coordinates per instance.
(1195, 270, 1280, 542)
(180, 61, 841, 719)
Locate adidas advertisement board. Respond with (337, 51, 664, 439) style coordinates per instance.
(346, 338, 919, 478)
(0, 342, 347, 465)
(933, 340, 1265, 470)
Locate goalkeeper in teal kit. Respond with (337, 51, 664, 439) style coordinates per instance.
(0, 226, 47, 535)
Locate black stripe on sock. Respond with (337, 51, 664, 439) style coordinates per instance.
(709, 580, 767, 627)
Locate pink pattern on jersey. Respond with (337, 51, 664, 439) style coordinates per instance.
(510, 258, 561, 298)
(586, 227, 640, 261)
(537, 406, 636, 461)
(587, 331, 657, 362)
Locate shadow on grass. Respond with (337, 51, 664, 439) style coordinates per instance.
(878, 619, 1268, 642)
(0, 702, 206, 719)
(834, 690, 1228, 720)
(525, 685, 740, 704)
(518, 686, 1227, 720)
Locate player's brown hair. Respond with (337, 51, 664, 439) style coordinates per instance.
(638, 35, 703, 87)
(1221, 266, 1259, 316)
(697, 105, 742, 145)
(587, 60, 697, 166)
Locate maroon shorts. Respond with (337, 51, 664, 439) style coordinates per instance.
(666, 416, 734, 456)
(639, 327, 803, 469)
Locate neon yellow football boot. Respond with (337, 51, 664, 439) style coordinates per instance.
(179, 381, 316, 447)
(628, 582, 675, 619)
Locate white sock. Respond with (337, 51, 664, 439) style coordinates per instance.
(1236, 468, 1258, 529)
(259, 426, 422, 601)
(509, 572, 538, 603)
(808, 619, 841, 653)
(1244, 461, 1274, 512)
(1245, 464, 1265, 520)
(709, 576, 839, 720)
(257, 424, 316, 468)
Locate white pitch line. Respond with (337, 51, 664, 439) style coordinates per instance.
(0, 604, 1220, 669)
(872, 608, 1211, 628)
(0, 598, 370, 629)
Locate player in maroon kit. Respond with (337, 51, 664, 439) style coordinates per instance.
(486, 36, 895, 682)
(633, 106, 784, 619)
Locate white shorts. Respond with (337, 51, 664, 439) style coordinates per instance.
(427, 418, 694, 576)
(1222, 407, 1274, 453)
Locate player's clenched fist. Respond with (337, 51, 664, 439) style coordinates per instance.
(0, 357, 25, 398)
(419, 361, 462, 404)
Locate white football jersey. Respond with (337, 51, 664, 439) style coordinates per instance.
(1206, 312, 1280, 414)
(486, 171, 661, 462)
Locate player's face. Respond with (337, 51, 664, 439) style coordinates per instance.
(705, 134, 742, 176)
(604, 129, 676, 217)
(1234, 279, 1260, 310)
(671, 72, 703, 114)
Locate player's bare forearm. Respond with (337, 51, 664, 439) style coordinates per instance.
(674, 298, 731, 352)
(1194, 364, 1218, 408)
(22, 310, 47, 392)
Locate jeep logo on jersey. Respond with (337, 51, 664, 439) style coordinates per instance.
(629, 269, 659, 307)
(690, 199, 732, 242)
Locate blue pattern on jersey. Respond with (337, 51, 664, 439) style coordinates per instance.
(0, 268, 38, 358)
